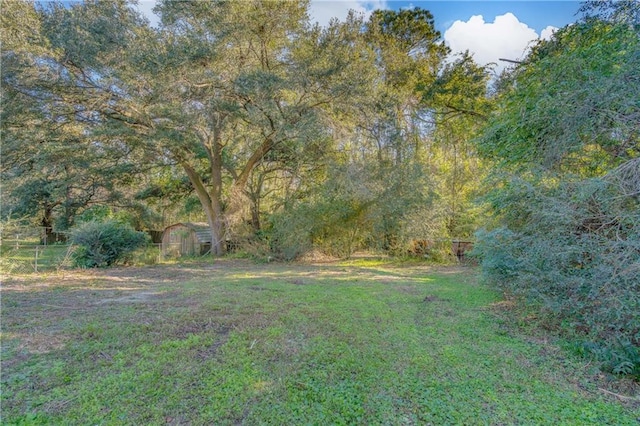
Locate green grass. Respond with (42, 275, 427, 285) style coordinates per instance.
(1, 259, 638, 424)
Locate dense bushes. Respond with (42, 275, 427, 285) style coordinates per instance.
(475, 166, 640, 376)
(475, 18, 640, 377)
(265, 161, 437, 260)
(70, 220, 149, 268)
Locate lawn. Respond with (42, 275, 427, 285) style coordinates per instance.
(1, 258, 638, 425)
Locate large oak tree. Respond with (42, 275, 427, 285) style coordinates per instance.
(4, 0, 370, 254)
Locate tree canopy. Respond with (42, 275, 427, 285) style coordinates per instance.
(2, 0, 489, 256)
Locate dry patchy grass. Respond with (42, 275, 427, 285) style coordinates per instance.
(2, 258, 638, 425)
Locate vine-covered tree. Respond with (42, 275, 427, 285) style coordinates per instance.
(475, 8, 640, 375)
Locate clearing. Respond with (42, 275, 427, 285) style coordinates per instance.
(1, 258, 638, 424)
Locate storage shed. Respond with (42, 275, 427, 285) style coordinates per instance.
(162, 222, 212, 257)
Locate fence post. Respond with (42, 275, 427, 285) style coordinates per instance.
(34, 245, 39, 273)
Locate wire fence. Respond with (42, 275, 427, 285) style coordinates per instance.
(0, 226, 476, 275)
(1, 243, 74, 274)
(0, 222, 219, 275)
(0, 241, 172, 275)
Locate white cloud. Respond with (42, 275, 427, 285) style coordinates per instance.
(308, 0, 388, 27)
(444, 13, 557, 73)
(540, 25, 558, 40)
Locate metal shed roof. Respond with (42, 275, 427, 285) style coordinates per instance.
(164, 222, 211, 243)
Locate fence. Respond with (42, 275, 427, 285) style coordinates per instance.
(0, 226, 68, 245)
(1, 243, 76, 274)
(0, 242, 171, 275)
(0, 223, 214, 275)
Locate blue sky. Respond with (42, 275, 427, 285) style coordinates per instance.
(391, 1, 581, 33)
(309, 0, 581, 31)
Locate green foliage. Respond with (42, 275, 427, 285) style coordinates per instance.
(266, 157, 437, 259)
(75, 206, 114, 224)
(70, 220, 149, 268)
(266, 205, 315, 261)
(476, 173, 639, 358)
(268, 198, 368, 261)
(366, 8, 448, 91)
(579, 0, 640, 25)
(128, 245, 160, 266)
(580, 340, 640, 377)
(476, 17, 640, 377)
(4, 1, 491, 261)
(480, 21, 639, 173)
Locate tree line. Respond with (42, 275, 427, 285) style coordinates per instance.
(2, 0, 489, 257)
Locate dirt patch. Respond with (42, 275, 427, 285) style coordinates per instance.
(196, 326, 232, 360)
(394, 285, 421, 295)
(175, 317, 227, 337)
(422, 295, 450, 303)
(488, 300, 516, 310)
(93, 291, 167, 305)
(15, 331, 68, 354)
(1, 258, 263, 289)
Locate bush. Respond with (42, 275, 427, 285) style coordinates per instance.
(475, 171, 640, 378)
(70, 220, 149, 268)
(266, 203, 316, 261)
(475, 19, 640, 377)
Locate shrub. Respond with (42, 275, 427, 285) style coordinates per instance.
(475, 170, 640, 378)
(475, 19, 640, 377)
(266, 203, 316, 261)
(70, 220, 149, 268)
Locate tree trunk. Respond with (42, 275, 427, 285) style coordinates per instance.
(246, 174, 264, 232)
(209, 122, 226, 255)
(250, 197, 261, 231)
(180, 160, 226, 256)
(40, 205, 55, 245)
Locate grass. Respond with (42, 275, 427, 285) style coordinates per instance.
(1, 258, 638, 425)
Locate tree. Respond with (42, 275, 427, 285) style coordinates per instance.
(11, 0, 372, 255)
(362, 8, 448, 165)
(353, 10, 490, 250)
(424, 53, 492, 238)
(269, 9, 493, 257)
(475, 14, 640, 375)
(1, 0, 148, 238)
(579, 0, 640, 25)
(5, 1, 494, 261)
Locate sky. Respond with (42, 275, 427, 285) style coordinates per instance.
(133, 0, 583, 73)
(307, 0, 582, 73)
